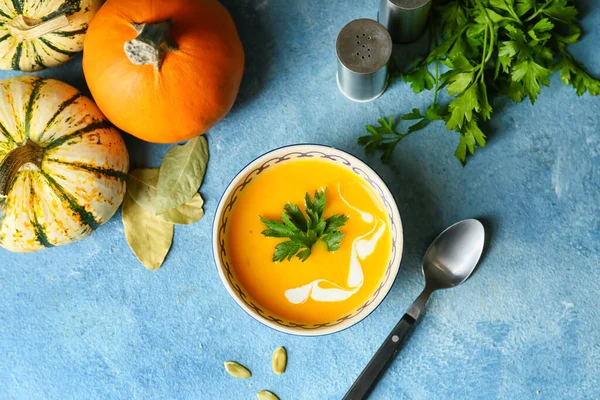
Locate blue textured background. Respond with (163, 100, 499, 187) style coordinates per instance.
(1, 1, 599, 399)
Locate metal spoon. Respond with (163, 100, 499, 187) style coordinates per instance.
(343, 219, 486, 400)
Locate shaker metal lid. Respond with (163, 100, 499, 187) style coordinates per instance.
(336, 19, 392, 75)
(387, 0, 430, 9)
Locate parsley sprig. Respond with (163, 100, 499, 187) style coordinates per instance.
(359, 0, 600, 164)
(260, 189, 349, 262)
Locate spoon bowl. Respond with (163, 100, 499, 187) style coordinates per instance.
(423, 219, 485, 290)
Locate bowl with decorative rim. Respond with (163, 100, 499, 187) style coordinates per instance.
(212, 144, 403, 336)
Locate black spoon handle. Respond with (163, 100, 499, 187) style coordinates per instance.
(343, 314, 415, 400)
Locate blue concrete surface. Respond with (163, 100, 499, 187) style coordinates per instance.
(1, 1, 599, 399)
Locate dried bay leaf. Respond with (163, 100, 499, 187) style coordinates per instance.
(159, 193, 204, 225)
(126, 168, 160, 211)
(155, 136, 209, 214)
(127, 168, 204, 225)
(224, 361, 252, 379)
(122, 194, 174, 270)
(257, 390, 280, 400)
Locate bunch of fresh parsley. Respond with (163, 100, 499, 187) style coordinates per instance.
(260, 190, 349, 262)
(359, 0, 600, 163)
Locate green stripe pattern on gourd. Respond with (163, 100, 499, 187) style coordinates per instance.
(0, 75, 129, 252)
(0, 0, 101, 71)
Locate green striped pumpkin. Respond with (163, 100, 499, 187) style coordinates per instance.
(0, 75, 129, 252)
(0, 0, 102, 71)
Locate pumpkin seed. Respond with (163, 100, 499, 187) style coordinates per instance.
(272, 347, 287, 375)
(155, 136, 209, 214)
(127, 168, 204, 225)
(257, 390, 280, 400)
(224, 361, 251, 379)
(122, 194, 174, 270)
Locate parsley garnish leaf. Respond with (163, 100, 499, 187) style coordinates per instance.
(325, 214, 350, 233)
(261, 189, 349, 262)
(260, 216, 297, 238)
(273, 240, 303, 262)
(322, 231, 345, 252)
(296, 248, 312, 262)
(283, 203, 307, 232)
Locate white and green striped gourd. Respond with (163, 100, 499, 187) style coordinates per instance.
(0, 75, 129, 252)
(0, 0, 102, 71)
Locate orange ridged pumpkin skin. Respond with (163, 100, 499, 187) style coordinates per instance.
(82, 0, 244, 143)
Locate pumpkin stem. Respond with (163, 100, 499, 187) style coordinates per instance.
(124, 20, 179, 71)
(0, 139, 44, 198)
(6, 15, 70, 41)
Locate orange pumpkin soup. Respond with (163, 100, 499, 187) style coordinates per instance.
(226, 159, 392, 324)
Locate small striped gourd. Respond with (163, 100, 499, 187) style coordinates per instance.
(0, 75, 129, 252)
(0, 0, 102, 71)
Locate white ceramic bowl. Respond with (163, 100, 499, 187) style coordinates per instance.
(212, 144, 403, 336)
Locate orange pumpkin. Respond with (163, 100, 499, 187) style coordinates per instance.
(82, 0, 244, 143)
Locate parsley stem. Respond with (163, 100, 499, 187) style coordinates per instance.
(431, 23, 440, 105)
(476, 23, 489, 82)
(477, 2, 496, 64)
(433, 60, 440, 105)
(525, 0, 552, 22)
(484, 20, 496, 64)
(474, 3, 496, 83)
(507, 8, 521, 23)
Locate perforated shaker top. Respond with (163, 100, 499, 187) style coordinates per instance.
(336, 19, 392, 75)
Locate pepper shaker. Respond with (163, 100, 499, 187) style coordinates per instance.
(379, 0, 432, 43)
(336, 19, 392, 102)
